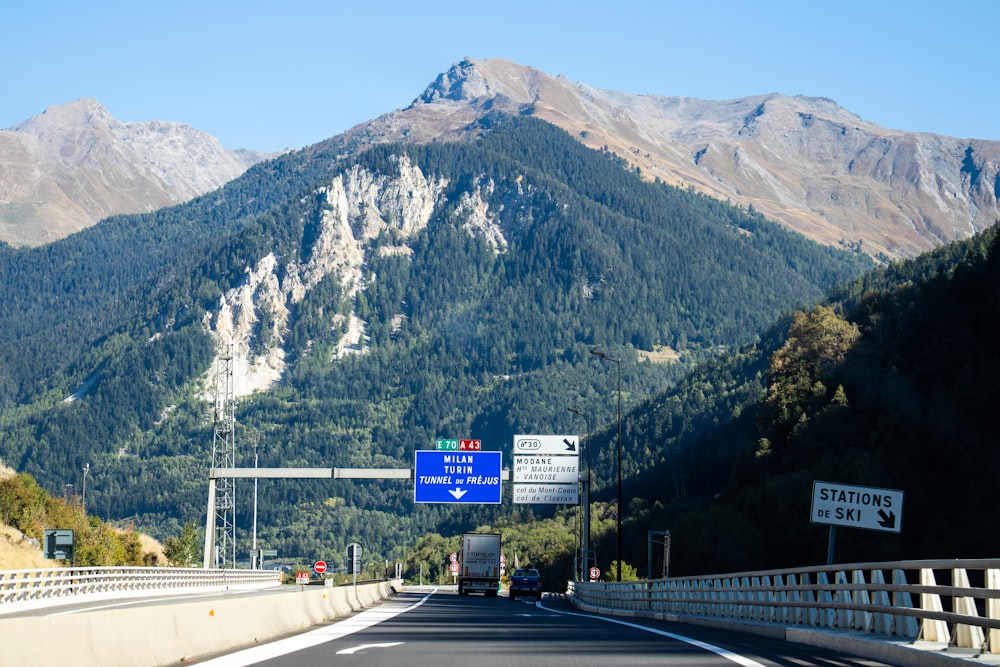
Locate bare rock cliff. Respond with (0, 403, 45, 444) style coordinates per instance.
(204, 155, 457, 397)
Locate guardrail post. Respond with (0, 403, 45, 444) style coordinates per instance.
(760, 575, 774, 622)
(951, 567, 985, 650)
(919, 567, 950, 644)
(739, 576, 750, 619)
(708, 578, 721, 617)
(892, 568, 919, 638)
(786, 573, 801, 625)
(723, 578, 732, 618)
(851, 569, 872, 632)
(800, 572, 818, 626)
(835, 570, 852, 629)
(772, 575, 784, 624)
(988, 568, 1000, 654)
(817, 571, 835, 628)
(870, 568, 892, 634)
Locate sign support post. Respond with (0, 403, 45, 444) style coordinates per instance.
(827, 526, 836, 565)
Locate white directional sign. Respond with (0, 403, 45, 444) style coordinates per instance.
(810, 481, 904, 533)
(513, 435, 580, 505)
(513, 455, 579, 483)
(514, 435, 579, 456)
(513, 483, 579, 504)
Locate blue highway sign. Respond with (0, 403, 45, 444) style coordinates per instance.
(414, 450, 502, 504)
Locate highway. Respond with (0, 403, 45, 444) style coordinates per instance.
(192, 588, 905, 667)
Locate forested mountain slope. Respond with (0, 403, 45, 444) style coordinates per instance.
(0, 116, 872, 562)
(600, 223, 1000, 575)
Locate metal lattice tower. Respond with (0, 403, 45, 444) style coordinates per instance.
(208, 346, 237, 568)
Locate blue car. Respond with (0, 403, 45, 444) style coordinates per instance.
(509, 568, 542, 601)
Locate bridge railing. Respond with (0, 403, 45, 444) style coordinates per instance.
(0, 566, 282, 615)
(568, 559, 1000, 655)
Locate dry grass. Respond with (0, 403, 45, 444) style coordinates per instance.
(0, 459, 168, 569)
(138, 531, 168, 566)
(0, 522, 169, 570)
(0, 524, 57, 570)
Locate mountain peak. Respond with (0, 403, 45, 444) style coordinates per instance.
(0, 100, 275, 246)
(382, 58, 1000, 259)
(13, 98, 116, 134)
(414, 57, 545, 108)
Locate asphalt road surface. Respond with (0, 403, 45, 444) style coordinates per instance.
(192, 588, 905, 667)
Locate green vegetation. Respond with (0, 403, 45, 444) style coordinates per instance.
(607, 223, 1000, 574)
(162, 520, 202, 567)
(0, 114, 899, 577)
(0, 471, 158, 566)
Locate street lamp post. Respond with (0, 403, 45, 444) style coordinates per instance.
(252, 433, 259, 570)
(590, 349, 623, 582)
(82, 463, 90, 514)
(566, 407, 591, 581)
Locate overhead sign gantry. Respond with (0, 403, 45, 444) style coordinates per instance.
(203, 433, 586, 567)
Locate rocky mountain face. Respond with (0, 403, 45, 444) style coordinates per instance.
(347, 58, 1000, 260)
(204, 154, 456, 397)
(7, 62, 997, 258)
(0, 99, 274, 246)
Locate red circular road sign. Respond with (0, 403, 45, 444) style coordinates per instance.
(314, 560, 327, 574)
(449, 552, 458, 563)
(589, 566, 601, 580)
(450, 562, 460, 574)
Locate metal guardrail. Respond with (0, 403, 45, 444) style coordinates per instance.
(568, 559, 1000, 655)
(0, 566, 282, 615)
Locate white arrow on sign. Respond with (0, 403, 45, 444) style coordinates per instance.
(448, 487, 468, 499)
(336, 642, 404, 655)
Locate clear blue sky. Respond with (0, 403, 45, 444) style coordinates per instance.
(4, 1, 997, 152)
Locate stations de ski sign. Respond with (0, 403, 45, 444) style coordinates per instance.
(810, 480, 904, 533)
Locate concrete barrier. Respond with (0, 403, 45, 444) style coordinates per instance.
(567, 593, 979, 667)
(2, 580, 400, 667)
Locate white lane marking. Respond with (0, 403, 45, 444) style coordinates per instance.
(538, 599, 769, 667)
(49, 590, 233, 616)
(195, 588, 436, 666)
(336, 641, 404, 655)
(513, 613, 560, 617)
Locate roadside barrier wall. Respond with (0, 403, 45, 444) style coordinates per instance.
(2, 579, 399, 667)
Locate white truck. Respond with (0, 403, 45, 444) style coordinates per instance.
(458, 532, 502, 597)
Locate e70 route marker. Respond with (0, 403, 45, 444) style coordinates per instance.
(435, 438, 482, 451)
